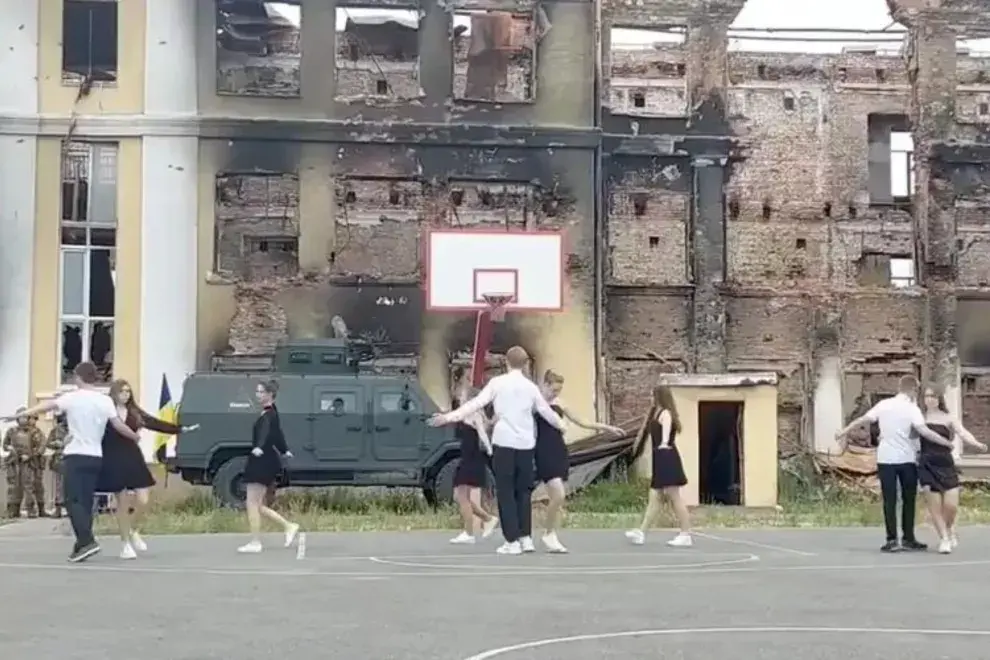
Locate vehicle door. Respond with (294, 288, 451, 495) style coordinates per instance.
(370, 386, 428, 462)
(309, 386, 366, 462)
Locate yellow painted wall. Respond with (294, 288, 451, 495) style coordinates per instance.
(38, 0, 147, 115)
(30, 138, 143, 400)
(634, 385, 779, 507)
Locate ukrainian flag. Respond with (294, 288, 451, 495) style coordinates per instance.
(153, 374, 177, 463)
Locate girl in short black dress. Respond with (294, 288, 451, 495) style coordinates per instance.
(537, 370, 623, 554)
(920, 386, 987, 554)
(238, 380, 300, 554)
(626, 384, 692, 548)
(449, 387, 499, 545)
(98, 379, 194, 560)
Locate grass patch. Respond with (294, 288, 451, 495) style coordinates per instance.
(89, 457, 990, 535)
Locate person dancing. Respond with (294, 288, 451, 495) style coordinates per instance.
(97, 379, 199, 559)
(448, 381, 499, 545)
(537, 370, 623, 553)
(238, 380, 299, 554)
(430, 346, 564, 555)
(919, 385, 986, 553)
(625, 385, 692, 548)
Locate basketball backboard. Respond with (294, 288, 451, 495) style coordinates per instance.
(425, 229, 564, 312)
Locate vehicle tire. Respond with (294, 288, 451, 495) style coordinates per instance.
(212, 456, 249, 510)
(430, 459, 497, 508)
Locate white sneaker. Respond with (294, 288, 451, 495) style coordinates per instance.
(542, 532, 568, 554)
(237, 540, 263, 554)
(625, 529, 645, 545)
(284, 523, 300, 548)
(450, 531, 476, 545)
(520, 536, 535, 553)
(129, 531, 148, 552)
(667, 533, 693, 548)
(481, 517, 499, 539)
(938, 538, 953, 554)
(119, 542, 137, 560)
(496, 541, 522, 555)
(949, 529, 959, 549)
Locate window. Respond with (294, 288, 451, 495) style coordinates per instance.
(890, 131, 915, 199)
(60, 142, 117, 383)
(378, 392, 417, 412)
(320, 393, 358, 414)
(889, 257, 915, 288)
(62, 0, 119, 83)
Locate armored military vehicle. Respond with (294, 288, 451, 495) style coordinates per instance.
(166, 337, 494, 508)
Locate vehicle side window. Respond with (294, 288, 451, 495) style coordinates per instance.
(378, 392, 417, 413)
(320, 392, 358, 416)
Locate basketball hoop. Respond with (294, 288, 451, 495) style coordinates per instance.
(482, 294, 513, 323)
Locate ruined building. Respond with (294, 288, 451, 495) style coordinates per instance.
(0, 0, 989, 473)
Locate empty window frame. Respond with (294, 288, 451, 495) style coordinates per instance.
(62, 0, 119, 83)
(215, 1, 302, 97)
(452, 9, 537, 103)
(334, 7, 422, 101)
(890, 131, 915, 200)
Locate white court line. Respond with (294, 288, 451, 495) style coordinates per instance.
(461, 626, 990, 660)
(693, 531, 818, 556)
(368, 552, 759, 571)
(295, 533, 306, 560)
(1, 556, 990, 579)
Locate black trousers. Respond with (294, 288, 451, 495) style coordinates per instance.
(492, 446, 535, 543)
(877, 462, 919, 542)
(62, 455, 102, 550)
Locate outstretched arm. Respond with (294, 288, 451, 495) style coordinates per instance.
(437, 384, 496, 425)
(557, 403, 623, 435)
(137, 409, 183, 435)
(952, 419, 987, 452)
(912, 422, 953, 448)
(1, 400, 57, 422)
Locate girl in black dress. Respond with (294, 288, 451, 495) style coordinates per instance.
(625, 384, 692, 548)
(98, 379, 198, 560)
(920, 385, 986, 554)
(449, 382, 499, 545)
(238, 380, 300, 554)
(537, 370, 623, 554)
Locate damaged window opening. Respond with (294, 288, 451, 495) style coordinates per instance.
(448, 181, 535, 227)
(453, 9, 540, 104)
(632, 192, 648, 216)
(336, 178, 422, 227)
(857, 253, 915, 288)
(607, 26, 686, 116)
(215, 0, 302, 98)
(214, 173, 300, 278)
(62, 0, 119, 83)
(783, 94, 795, 111)
(335, 8, 422, 101)
(890, 131, 915, 200)
(980, 102, 989, 116)
(60, 141, 117, 384)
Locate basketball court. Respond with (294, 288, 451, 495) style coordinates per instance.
(1, 526, 989, 659)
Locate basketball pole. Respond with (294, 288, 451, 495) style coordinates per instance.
(470, 308, 495, 388)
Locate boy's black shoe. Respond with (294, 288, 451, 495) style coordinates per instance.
(880, 540, 901, 552)
(68, 542, 101, 563)
(901, 539, 927, 551)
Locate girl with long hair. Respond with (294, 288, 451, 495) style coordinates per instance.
(537, 370, 623, 553)
(238, 380, 299, 554)
(97, 379, 198, 559)
(625, 384, 692, 548)
(919, 385, 986, 553)
(448, 379, 499, 545)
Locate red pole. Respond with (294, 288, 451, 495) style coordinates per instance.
(471, 309, 494, 388)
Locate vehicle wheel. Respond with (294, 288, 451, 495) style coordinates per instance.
(431, 458, 460, 506)
(212, 456, 249, 510)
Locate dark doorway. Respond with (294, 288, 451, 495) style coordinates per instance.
(698, 401, 744, 505)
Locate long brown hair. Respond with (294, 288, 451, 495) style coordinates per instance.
(108, 379, 148, 429)
(650, 385, 681, 433)
(922, 383, 949, 414)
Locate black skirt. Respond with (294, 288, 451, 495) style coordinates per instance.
(453, 422, 488, 488)
(96, 433, 156, 493)
(918, 452, 960, 493)
(534, 404, 569, 483)
(651, 445, 688, 489)
(243, 446, 283, 486)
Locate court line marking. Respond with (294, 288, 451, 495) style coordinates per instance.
(692, 531, 818, 557)
(367, 552, 759, 572)
(295, 533, 306, 561)
(461, 626, 990, 660)
(1, 556, 990, 579)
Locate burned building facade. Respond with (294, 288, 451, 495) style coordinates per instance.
(0, 0, 989, 462)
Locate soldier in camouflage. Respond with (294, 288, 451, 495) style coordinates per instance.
(46, 414, 68, 518)
(3, 408, 47, 518)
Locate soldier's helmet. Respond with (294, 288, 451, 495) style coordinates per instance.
(15, 406, 28, 422)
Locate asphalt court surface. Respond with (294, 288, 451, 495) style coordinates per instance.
(2, 526, 990, 659)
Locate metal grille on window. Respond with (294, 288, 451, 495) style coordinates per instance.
(59, 141, 118, 383)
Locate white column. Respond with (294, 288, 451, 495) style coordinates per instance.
(140, 0, 199, 457)
(813, 356, 844, 454)
(0, 0, 38, 415)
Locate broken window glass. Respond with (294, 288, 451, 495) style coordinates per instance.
(335, 8, 422, 101)
(216, 0, 302, 97)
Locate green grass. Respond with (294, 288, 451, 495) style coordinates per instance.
(87, 458, 990, 535)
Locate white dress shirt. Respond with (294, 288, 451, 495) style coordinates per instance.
(863, 393, 924, 465)
(446, 369, 564, 450)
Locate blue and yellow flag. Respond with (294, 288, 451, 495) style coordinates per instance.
(153, 374, 177, 462)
